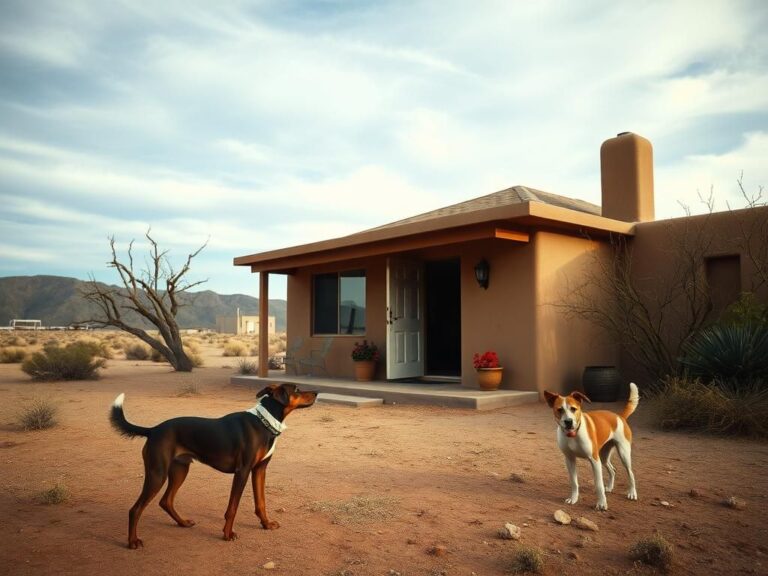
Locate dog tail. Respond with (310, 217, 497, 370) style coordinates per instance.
(621, 382, 640, 420)
(110, 393, 151, 439)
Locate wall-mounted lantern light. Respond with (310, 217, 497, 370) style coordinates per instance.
(474, 258, 490, 289)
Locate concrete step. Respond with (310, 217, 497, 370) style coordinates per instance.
(316, 393, 384, 407)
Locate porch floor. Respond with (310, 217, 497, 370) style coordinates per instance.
(230, 373, 539, 411)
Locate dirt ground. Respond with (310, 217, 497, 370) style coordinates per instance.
(1, 349, 767, 576)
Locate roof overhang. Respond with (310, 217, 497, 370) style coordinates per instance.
(234, 201, 636, 273)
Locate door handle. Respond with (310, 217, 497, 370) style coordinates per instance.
(387, 307, 401, 325)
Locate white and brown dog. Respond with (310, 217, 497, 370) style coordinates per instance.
(543, 383, 639, 511)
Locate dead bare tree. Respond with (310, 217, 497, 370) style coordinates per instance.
(80, 231, 208, 372)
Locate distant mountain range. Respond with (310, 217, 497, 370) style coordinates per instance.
(0, 275, 286, 331)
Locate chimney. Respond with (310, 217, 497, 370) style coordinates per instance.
(600, 132, 654, 222)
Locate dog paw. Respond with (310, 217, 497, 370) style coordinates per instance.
(223, 531, 238, 541)
(565, 496, 579, 505)
(605, 484, 614, 493)
(179, 519, 196, 528)
(128, 538, 143, 549)
(263, 520, 280, 530)
(595, 501, 608, 511)
(627, 490, 638, 501)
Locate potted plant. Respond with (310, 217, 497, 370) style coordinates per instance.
(473, 351, 503, 391)
(351, 340, 380, 382)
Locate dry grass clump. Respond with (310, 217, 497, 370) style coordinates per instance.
(652, 377, 768, 438)
(505, 545, 544, 574)
(177, 383, 200, 397)
(5, 335, 28, 347)
(223, 342, 248, 357)
(237, 359, 259, 375)
(19, 399, 58, 430)
(309, 495, 398, 525)
(0, 347, 27, 363)
(71, 337, 113, 359)
(39, 482, 69, 505)
(22, 343, 105, 381)
(629, 533, 674, 573)
(125, 343, 150, 360)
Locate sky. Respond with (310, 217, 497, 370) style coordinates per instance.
(1, 0, 767, 300)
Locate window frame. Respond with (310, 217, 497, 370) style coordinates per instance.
(311, 269, 367, 336)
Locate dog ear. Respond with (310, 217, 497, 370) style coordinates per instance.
(256, 385, 277, 399)
(570, 391, 591, 404)
(272, 384, 291, 406)
(543, 390, 559, 407)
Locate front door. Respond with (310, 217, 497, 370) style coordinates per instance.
(386, 257, 425, 379)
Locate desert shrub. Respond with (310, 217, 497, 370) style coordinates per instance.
(72, 337, 113, 359)
(652, 377, 768, 437)
(629, 533, 674, 573)
(147, 345, 202, 367)
(680, 323, 768, 387)
(125, 343, 150, 360)
(39, 482, 69, 505)
(223, 342, 247, 357)
(19, 399, 58, 430)
(21, 343, 105, 381)
(0, 347, 27, 363)
(237, 359, 259, 375)
(177, 383, 200, 396)
(505, 545, 544, 574)
(7, 336, 27, 347)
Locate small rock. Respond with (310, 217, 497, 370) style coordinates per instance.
(275, 507, 286, 513)
(574, 517, 599, 532)
(689, 488, 704, 498)
(554, 509, 572, 525)
(575, 535, 594, 548)
(724, 496, 746, 510)
(499, 523, 522, 540)
(406, 538, 418, 545)
(262, 561, 276, 570)
(567, 551, 580, 560)
(428, 545, 447, 557)
(508, 472, 526, 483)
(660, 501, 670, 507)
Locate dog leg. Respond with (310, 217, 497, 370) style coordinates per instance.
(590, 458, 608, 510)
(252, 462, 280, 530)
(616, 440, 638, 501)
(128, 449, 168, 549)
(222, 467, 251, 541)
(159, 460, 195, 528)
(601, 445, 616, 493)
(564, 456, 579, 505)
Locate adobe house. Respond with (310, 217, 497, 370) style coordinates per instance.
(215, 312, 276, 335)
(235, 133, 768, 394)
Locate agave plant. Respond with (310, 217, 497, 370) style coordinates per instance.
(680, 323, 768, 386)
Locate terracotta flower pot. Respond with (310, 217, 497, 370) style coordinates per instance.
(354, 360, 376, 382)
(476, 367, 503, 391)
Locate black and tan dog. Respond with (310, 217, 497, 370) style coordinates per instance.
(110, 383, 317, 549)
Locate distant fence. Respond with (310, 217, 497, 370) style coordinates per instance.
(9, 319, 42, 330)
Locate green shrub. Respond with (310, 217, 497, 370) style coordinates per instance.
(0, 347, 27, 363)
(21, 343, 105, 381)
(505, 545, 544, 574)
(652, 377, 768, 437)
(680, 323, 768, 386)
(125, 343, 150, 360)
(19, 399, 58, 430)
(237, 359, 259, 375)
(629, 533, 674, 573)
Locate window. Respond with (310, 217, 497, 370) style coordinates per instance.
(313, 270, 366, 335)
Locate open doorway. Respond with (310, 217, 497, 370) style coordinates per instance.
(425, 258, 461, 377)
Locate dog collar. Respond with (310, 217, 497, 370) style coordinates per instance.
(247, 398, 287, 436)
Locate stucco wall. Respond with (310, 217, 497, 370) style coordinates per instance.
(533, 231, 619, 395)
(622, 206, 768, 385)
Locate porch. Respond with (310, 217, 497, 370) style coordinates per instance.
(230, 373, 539, 411)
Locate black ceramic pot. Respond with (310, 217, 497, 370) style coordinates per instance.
(582, 366, 621, 402)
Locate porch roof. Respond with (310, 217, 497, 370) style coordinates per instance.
(234, 185, 636, 273)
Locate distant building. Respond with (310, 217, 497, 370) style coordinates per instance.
(10, 319, 42, 330)
(215, 312, 276, 335)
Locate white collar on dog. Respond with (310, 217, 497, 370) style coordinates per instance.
(247, 396, 287, 436)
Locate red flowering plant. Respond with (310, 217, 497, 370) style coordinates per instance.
(351, 340, 380, 362)
(473, 351, 501, 370)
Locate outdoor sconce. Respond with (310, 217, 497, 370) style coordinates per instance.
(474, 258, 490, 289)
